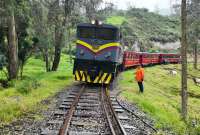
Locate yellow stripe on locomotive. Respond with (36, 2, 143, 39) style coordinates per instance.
(74, 70, 113, 84)
(76, 40, 120, 53)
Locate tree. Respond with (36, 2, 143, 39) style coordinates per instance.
(31, 0, 83, 72)
(49, 0, 80, 71)
(0, 0, 36, 79)
(181, 0, 188, 120)
(83, 0, 103, 21)
(18, 38, 38, 78)
(30, 0, 53, 72)
(6, 1, 18, 80)
(188, 0, 200, 69)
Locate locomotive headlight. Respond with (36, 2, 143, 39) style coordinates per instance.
(80, 49, 84, 55)
(98, 21, 103, 25)
(105, 52, 111, 58)
(91, 20, 95, 25)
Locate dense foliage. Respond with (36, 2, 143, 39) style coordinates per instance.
(121, 8, 180, 51)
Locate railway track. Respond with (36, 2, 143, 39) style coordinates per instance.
(101, 87, 126, 135)
(41, 84, 154, 135)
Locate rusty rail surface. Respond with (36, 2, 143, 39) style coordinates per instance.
(59, 85, 85, 135)
(101, 87, 126, 135)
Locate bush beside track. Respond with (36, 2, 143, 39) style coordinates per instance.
(119, 64, 200, 134)
(0, 55, 74, 126)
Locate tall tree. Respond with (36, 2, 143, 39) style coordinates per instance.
(30, 0, 53, 72)
(181, 0, 188, 120)
(188, 0, 200, 69)
(6, 0, 18, 80)
(50, 0, 78, 71)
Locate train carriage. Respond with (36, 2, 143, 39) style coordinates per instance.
(73, 21, 123, 84)
(140, 53, 160, 65)
(159, 53, 181, 64)
(123, 51, 140, 68)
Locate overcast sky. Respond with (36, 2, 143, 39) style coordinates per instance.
(107, 0, 180, 11)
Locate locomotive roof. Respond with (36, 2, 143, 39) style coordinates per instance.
(124, 51, 180, 55)
(77, 23, 119, 29)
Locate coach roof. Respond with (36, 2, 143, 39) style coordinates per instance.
(77, 23, 118, 30)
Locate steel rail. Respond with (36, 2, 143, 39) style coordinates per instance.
(101, 87, 126, 135)
(116, 91, 157, 133)
(59, 85, 85, 135)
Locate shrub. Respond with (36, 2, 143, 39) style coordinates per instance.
(8, 80, 16, 87)
(16, 78, 40, 94)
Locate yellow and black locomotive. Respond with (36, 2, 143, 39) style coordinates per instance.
(73, 20, 123, 84)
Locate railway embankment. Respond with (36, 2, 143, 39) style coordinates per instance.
(0, 84, 156, 134)
(119, 64, 200, 134)
(0, 55, 74, 127)
(0, 58, 199, 135)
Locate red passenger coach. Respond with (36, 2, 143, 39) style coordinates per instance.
(140, 53, 160, 65)
(159, 53, 181, 64)
(122, 51, 181, 70)
(123, 51, 140, 68)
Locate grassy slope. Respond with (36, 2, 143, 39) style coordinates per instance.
(0, 55, 74, 125)
(106, 16, 126, 26)
(106, 9, 180, 43)
(119, 64, 200, 134)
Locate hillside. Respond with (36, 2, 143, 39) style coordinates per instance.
(119, 64, 200, 134)
(106, 8, 180, 51)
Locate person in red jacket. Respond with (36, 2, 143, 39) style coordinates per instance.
(135, 65, 144, 93)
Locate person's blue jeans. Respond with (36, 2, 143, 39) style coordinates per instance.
(138, 82, 144, 93)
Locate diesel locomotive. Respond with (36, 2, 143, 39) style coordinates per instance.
(73, 21, 123, 84)
(73, 21, 181, 84)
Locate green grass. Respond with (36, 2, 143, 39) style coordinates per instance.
(119, 64, 200, 134)
(0, 55, 74, 125)
(106, 16, 126, 26)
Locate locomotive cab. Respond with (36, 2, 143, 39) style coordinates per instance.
(73, 22, 123, 84)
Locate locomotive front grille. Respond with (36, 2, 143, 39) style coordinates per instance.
(74, 70, 112, 84)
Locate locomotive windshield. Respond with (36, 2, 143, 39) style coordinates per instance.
(79, 27, 95, 39)
(78, 27, 117, 40)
